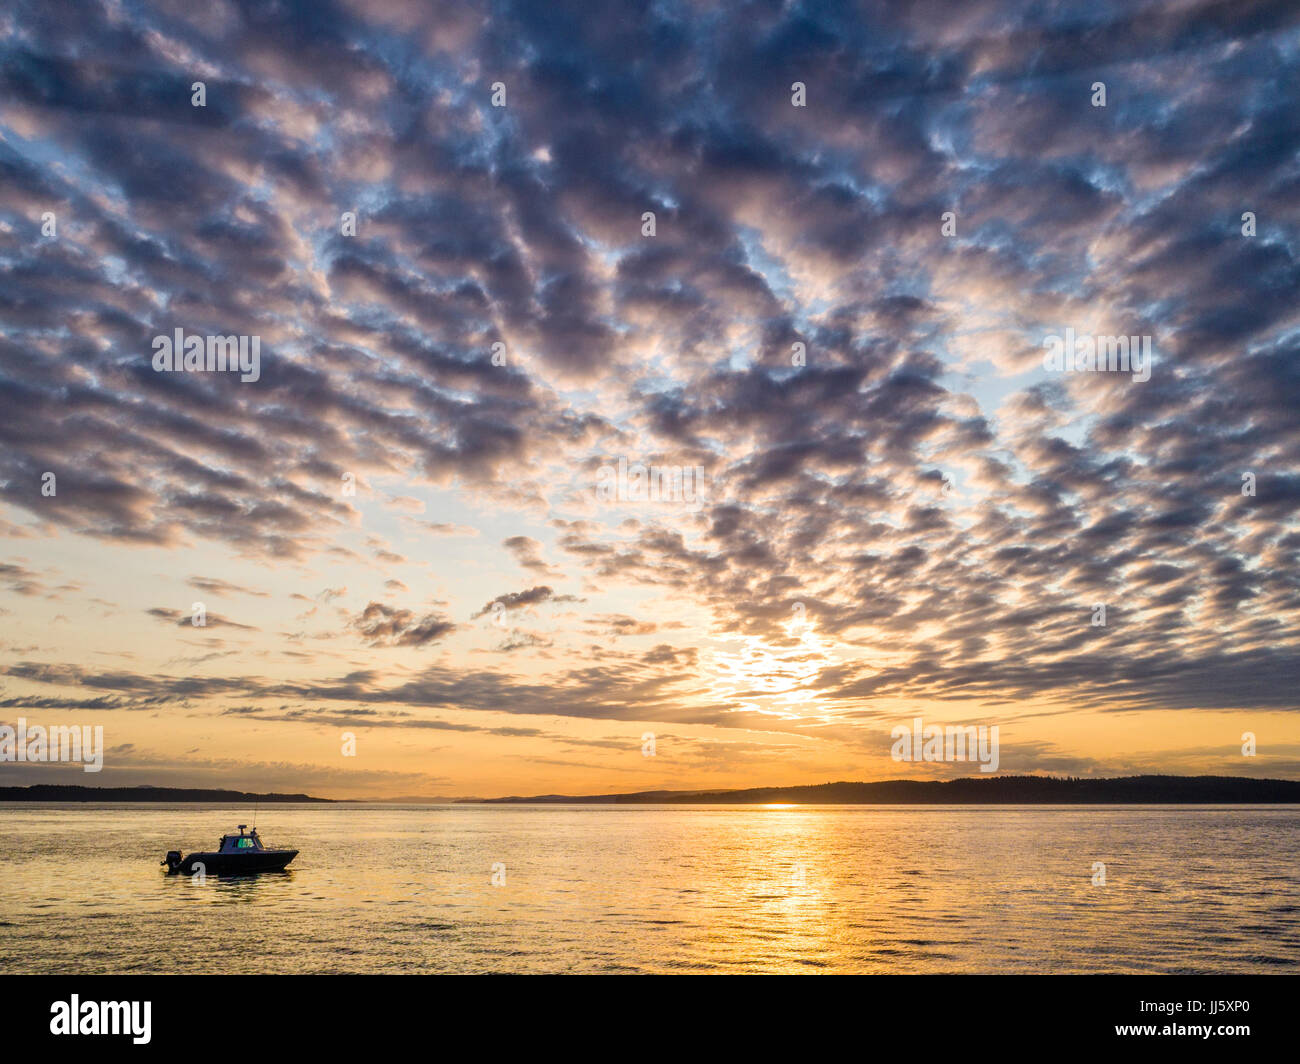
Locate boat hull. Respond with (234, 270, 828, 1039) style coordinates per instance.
(168, 850, 298, 876)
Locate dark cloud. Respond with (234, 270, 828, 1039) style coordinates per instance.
(471, 585, 580, 619)
(146, 607, 258, 631)
(350, 603, 455, 647)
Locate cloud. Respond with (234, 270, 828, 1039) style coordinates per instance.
(502, 535, 563, 577)
(471, 585, 582, 620)
(146, 607, 258, 631)
(350, 602, 456, 647)
(188, 576, 270, 598)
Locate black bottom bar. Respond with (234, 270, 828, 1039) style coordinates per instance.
(5, 974, 1288, 1054)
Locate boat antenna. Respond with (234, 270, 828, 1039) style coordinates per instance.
(253, 799, 258, 831)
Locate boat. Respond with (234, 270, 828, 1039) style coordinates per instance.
(162, 824, 297, 876)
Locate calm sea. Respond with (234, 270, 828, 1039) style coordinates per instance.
(2, 803, 1296, 974)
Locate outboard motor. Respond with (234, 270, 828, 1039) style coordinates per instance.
(163, 850, 183, 873)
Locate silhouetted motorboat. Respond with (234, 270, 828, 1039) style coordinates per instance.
(162, 824, 297, 876)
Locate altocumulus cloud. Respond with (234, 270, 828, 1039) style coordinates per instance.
(0, 0, 1296, 790)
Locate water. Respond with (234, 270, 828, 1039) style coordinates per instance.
(2, 803, 1296, 974)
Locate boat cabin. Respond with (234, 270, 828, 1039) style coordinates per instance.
(217, 825, 266, 854)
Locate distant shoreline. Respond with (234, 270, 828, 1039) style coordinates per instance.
(0, 785, 333, 803)
(465, 775, 1300, 805)
(3, 775, 1299, 805)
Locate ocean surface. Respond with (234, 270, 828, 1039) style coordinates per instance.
(2, 803, 1297, 974)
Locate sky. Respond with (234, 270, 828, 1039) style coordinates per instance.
(0, 0, 1297, 799)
